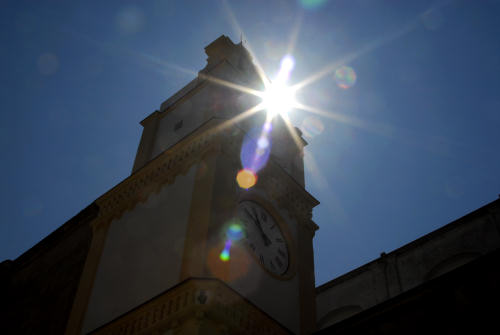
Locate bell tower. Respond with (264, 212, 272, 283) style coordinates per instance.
(66, 35, 319, 335)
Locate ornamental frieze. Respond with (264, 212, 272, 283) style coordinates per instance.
(93, 119, 319, 232)
(89, 278, 290, 335)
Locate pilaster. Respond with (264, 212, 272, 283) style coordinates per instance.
(132, 110, 161, 173)
(65, 216, 110, 335)
(298, 216, 319, 335)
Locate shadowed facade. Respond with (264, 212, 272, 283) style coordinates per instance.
(1, 36, 499, 335)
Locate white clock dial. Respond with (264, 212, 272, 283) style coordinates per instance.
(237, 200, 289, 275)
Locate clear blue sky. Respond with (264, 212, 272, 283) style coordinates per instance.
(1, 0, 499, 286)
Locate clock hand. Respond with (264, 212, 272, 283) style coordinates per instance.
(244, 208, 256, 222)
(251, 206, 259, 222)
(261, 231, 272, 246)
(251, 207, 272, 246)
(244, 207, 270, 245)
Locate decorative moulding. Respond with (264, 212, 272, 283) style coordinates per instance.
(89, 278, 291, 335)
(93, 119, 319, 233)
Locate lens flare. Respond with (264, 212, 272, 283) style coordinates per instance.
(262, 82, 296, 118)
(281, 55, 295, 73)
(219, 249, 230, 261)
(240, 128, 271, 173)
(299, 0, 328, 10)
(257, 137, 269, 149)
(236, 169, 257, 189)
(263, 122, 273, 132)
(277, 55, 295, 82)
(335, 66, 357, 89)
(227, 222, 244, 241)
(219, 239, 232, 262)
(262, 55, 296, 118)
(115, 6, 145, 33)
(209, 241, 251, 282)
(301, 117, 325, 138)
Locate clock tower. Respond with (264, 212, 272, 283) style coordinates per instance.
(66, 35, 319, 335)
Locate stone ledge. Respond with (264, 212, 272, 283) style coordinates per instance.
(89, 278, 291, 335)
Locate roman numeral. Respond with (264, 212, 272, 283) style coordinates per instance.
(275, 238, 284, 243)
(260, 255, 264, 264)
(278, 248, 286, 258)
(275, 256, 283, 268)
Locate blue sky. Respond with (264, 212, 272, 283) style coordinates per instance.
(1, 0, 499, 286)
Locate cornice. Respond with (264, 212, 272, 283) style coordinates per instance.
(94, 121, 222, 229)
(264, 168, 319, 230)
(89, 278, 291, 335)
(93, 118, 320, 233)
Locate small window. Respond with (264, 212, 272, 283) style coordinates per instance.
(174, 120, 183, 131)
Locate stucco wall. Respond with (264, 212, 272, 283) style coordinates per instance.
(152, 63, 259, 161)
(152, 86, 211, 159)
(82, 165, 197, 334)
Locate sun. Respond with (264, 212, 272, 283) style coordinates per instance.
(260, 55, 297, 119)
(261, 81, 296, 118)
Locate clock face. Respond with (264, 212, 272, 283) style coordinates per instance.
(237, 200, 289, 276)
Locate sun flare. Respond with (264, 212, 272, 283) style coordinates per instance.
(261, 81, 296, 118)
